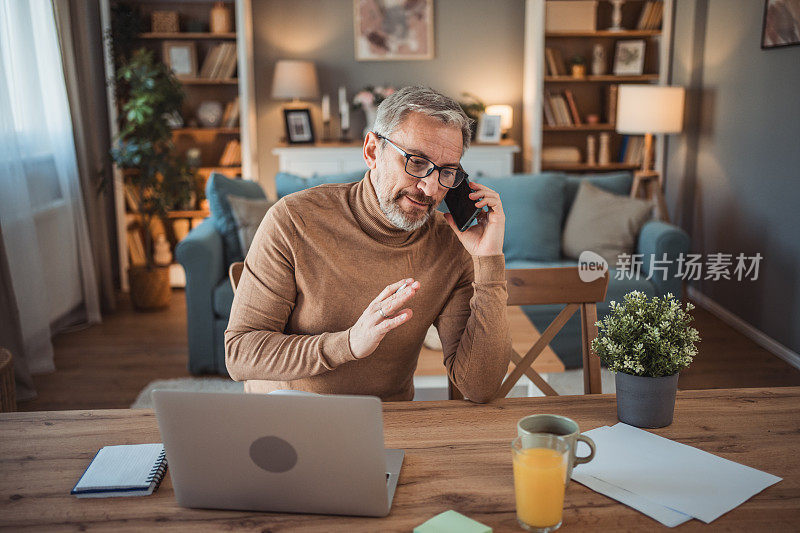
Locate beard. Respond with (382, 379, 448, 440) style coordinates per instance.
(374, 169, 437, 232)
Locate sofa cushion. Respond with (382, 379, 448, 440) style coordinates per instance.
(475, 173, 565, 262)
(275, 170, 364, 198)
(562, 181, 652, 266)
(206, 173, 267, 264)
(563, 172, 632, 221)
(228, 195, 275, 255)
(213, 277, 235, 318)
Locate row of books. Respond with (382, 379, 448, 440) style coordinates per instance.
(637, 1, 664, 30)
(219, 139, 242, 166)
(620, 136, 645, 164)
(543, 90, 582, 126)
(544, 47, 568, 77)
(221, 97, 240, 128)
(127, 218, 202, 266)
(199, 43, 237, 79)
(542, 85, 619, 127)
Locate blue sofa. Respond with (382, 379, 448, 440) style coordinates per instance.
(176, 171, 689, 374)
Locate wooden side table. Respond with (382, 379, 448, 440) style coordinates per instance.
(0, 348, 16, 412)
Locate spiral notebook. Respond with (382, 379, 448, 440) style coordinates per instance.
(71, 443, 168, 498)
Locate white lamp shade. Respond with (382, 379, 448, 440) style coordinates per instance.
(485, 104, 513, 131)
(271, 60, 319, 100)
(616, 85, 685, 134)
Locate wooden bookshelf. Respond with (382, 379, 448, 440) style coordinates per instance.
(139, 32, 236, 40)
(180, 78, 238, 85)
(530, 0, 671, 174)
(171, 127, 240, 135)
(544, 74, 659, 83)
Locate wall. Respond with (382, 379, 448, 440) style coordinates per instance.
(665, 0, 800, 354)
(251, 0, 525, 197)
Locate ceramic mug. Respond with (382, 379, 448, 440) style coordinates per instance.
(517, 414, 596, 484)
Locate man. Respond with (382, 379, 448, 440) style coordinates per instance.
(225, 86, 511, 402)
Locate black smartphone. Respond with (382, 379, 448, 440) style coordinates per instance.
(444, 174, 482, 232)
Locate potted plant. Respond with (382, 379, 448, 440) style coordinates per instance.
(111, 48, 193, 311)
(592, 291, 701, 428)
(352, 85, 396, 138)
(570, 55, 586, 78)
(458, 93, 486, 140)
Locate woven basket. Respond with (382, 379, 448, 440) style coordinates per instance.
(0, 348, 16, 412)
(129, 266, 171, 311)
(152, 11, 179, 33)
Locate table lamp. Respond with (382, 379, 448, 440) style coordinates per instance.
(271, 60, 319, 103)
(485, 104, 513, 138)
(616, 85, 685, 221)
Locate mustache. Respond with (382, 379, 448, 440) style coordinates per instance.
(396, 191, 434, 206)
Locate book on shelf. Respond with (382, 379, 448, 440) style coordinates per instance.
(553, 93, 573, 126)
(545, 47, 567, 76)
(127, 228, 146, 266)
(606, 84, 619, 125)
(637, 1, 664, 30)
(221, 96, 240, 128)
(563, 90, 582, 126)
(543, 95, 556, 126)
(219, 139, 241, 167)
(123, 184, 140, 212)
(620, 135, 644, 165)
(199, 43, 237, 80)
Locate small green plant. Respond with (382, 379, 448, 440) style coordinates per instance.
(592, 291, 700, 377)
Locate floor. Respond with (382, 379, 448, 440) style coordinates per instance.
(18, 290, 800, 412)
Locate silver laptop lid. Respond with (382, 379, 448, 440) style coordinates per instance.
(153, 390, 393, 517)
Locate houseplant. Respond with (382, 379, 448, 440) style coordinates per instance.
(111, 48, 193, 311)
(352, 86, 395, 138)
(592, 291, 700, 428)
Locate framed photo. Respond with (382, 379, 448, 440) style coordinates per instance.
(283, 108, 315, 144)
(354, 0, 434, 61)
(476, 114, 502, 144)
(762, 0, 800, 49)
(613, 40, 646, 76)
(162, 41, 197, 79)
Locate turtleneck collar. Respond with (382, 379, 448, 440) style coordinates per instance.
(350, 170, 431, 247)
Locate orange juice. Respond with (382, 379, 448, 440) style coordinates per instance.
(512, 447, 568, 529)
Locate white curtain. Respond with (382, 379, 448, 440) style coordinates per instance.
(0, 0, 100, 387)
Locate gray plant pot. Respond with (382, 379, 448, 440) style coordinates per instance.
(615, 372, 679, 428)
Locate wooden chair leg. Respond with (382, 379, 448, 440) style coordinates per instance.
(580, 304, 602, 394)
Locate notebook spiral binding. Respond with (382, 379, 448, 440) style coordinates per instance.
(146, 450, 168, 485)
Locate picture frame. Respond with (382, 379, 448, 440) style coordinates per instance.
(283, 108, 315, 144)
(761, 0, 800, 49)
(162, 41, 197, 79)
(476, 114, 502, 144)
(354, 0, 434, 61)
(613, 40, 646, 76)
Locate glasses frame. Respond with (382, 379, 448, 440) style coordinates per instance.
(373, 132, 467, 189)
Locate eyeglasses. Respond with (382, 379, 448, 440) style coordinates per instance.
(374, 133, 467, 189)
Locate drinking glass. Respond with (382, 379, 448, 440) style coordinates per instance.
(511, 434, 570, 532)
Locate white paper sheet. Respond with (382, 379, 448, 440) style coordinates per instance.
(573, 423, 782, 524)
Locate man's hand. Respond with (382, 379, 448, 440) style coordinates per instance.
(349, 278, 420, 359)
(444, 181, 505, 256)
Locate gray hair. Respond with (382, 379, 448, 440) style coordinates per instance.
(373, 86, 473, 152)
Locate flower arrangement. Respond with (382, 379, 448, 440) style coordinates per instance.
(352, 86, 396, 109)
(592, 292, 700, 378)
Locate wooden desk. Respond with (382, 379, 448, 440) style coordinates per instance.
(1, 388, 798, 531)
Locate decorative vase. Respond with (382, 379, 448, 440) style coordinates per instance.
(210, 2, 232, 34)
(362, 104, 378, 139)
(129, 266, 171, 311)
(615, 372, 679, 428)
(592, 44, 606, 76)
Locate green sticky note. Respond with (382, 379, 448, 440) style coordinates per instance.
(414, 510, 492, 533)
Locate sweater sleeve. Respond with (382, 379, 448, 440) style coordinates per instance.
(224, 200, 356, 382)
(434, 254, 512, 403)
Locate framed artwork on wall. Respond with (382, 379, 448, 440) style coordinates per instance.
(613, 40, 646, 76)
(762, 0, 800, 49)
(283, 109, 315, 144)
(354, 0, 434, 61)
(162, 41, 197, 79)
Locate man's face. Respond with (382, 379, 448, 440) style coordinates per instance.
(372, 112, 463, 231)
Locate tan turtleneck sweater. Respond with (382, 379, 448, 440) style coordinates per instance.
(225, 173, 511, 402)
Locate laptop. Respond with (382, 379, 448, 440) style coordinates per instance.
(152, 390, 404, 517)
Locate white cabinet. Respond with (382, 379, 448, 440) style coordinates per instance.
(273, 142, 520, 178)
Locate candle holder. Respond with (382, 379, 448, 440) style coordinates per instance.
(339, 126, 351, 143)
(322, 120, 332, 143)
